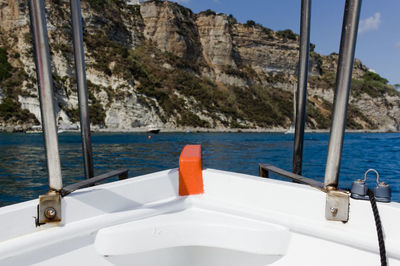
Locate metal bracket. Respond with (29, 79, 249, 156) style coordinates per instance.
(36, 191, 62, 226)
(61, 168, 129, 197)
(259, 164, 325, 191)
(259, 164, 351, 222)
(325, 189, 349, 222)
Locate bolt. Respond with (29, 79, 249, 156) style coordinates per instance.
(330, 207, 338, 217)
(44, 207, 57, 219)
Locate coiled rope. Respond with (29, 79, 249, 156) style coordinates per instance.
(367, 188, 387, 266)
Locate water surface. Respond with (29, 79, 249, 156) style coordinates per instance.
(0, 132, 399, 206)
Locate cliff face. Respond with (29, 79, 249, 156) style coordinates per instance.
(0, 0, 399, 131)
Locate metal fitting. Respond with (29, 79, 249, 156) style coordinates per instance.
(44, 207, 57, 219)
(330, 207, 338, 217)
(37, 191, 62, 226)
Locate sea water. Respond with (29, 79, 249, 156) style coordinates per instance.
(0, 132, 399, 206)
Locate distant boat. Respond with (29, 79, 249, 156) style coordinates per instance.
(26, 128, 65, 134)
(147, 127, 160, 134)
(26, 125, 43, 134)
(285, 125, 295, 134)
(25, 130, 42, 134)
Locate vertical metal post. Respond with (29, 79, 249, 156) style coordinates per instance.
(324, 0, 362, 188)
(70, 0, 94, 179)
(29, 0, 63, 191)
(293, 0, 311, 175)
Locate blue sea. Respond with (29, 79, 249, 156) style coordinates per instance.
(0, 132, 399, 207)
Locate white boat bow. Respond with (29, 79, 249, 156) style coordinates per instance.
(1, 156, 400, 265)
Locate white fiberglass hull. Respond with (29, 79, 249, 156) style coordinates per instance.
(0, 168, 400, 265)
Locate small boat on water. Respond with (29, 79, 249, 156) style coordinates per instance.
(25, 129, 43, 134)
(25, 125, 43, 134)
(147, 127, 160, 134)
(284, 125, 294, 134)
(26, 129, 65, 134)
(1, 0, 399, 265)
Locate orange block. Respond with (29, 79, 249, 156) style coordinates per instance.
(179, 145, 204, 196)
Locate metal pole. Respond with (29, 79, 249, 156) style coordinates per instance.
(70, 0, 94, 179)
(29, 0, 63, 191)
(292, 0, 311, 175)
(324, 0, 362, 188)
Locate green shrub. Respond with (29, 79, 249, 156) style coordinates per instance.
(276, 29, 297, 40)
(310, 52, 322, 66)
(0, 97, 38, 123)
(306, 101, 330, 129)
(199, 9, 216, 16)
(229, 120, 247, 129)
(261, 26, 273, 38)
(85, 0, 107, 11)
(178, 112, 210, 128)
(228, 14, 237, 24)
(242, 20, 273, 38)
(128, 4, 141, 16)
(53, 43, 72, 54)
(245, 20, 256, 27)
(362, 71, 388, 84)
(174, 2, 193, 16)
(64, 107, 80, 123)
(227, 85, 292, 127)
(89, 101, 106, 126)
(0, 97, 17, 120)
(23, 33, 32, 44)
(223, 65, 248, 79)
(0, 48, 12, 82)
(85, 81, 108, 125)
(351, 71, 397, 98)
(308, 71, 336, 90)
(310, 43, 315, 52)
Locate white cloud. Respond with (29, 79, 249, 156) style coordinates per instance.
(359, 12, 381, 33)
(394, 42, 400, 49)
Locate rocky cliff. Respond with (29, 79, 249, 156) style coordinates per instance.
(0, 0, 399, 132)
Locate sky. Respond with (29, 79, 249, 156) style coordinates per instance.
(171, 0, 400, 85)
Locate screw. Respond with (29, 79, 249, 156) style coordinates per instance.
(330, 207, 338, 217)
(44, 207, 57, 219)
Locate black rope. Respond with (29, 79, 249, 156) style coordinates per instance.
(367, 189, 387, 266)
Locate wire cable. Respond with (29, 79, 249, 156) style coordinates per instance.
(367, 188, 387, 266)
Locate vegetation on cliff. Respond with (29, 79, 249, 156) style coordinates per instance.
(0, 0, 399, 131)
(0, 45, 38, 126)
(0, 48, 12, 82)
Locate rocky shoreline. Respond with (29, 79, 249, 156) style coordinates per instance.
(1, 125, 398, 134)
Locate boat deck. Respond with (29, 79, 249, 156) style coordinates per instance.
(1, 169, 400, 265)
